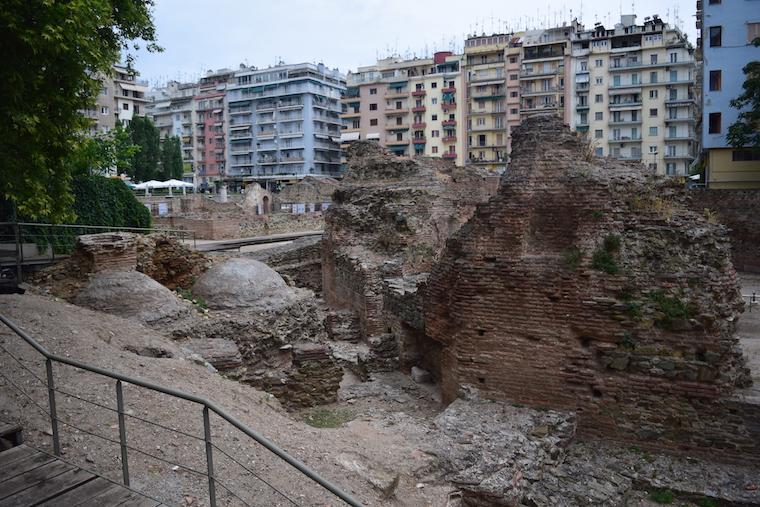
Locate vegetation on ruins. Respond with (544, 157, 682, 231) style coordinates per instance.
(648, 488, 675, 504)
(0, 0, 159, 222)
(727, 37, 760, 153)
(302, 407, 356, 428)
(646, 290, 697, 330)
(590, 234, 621, 274)
(561, 247, 583, 270)
(72, 175, 151, 229)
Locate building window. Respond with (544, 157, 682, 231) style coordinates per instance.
(649, 127, 658, 136)
(732, 150, 760, 161)
(708, 112, 721, 134)
(510, 91, 518, 98)
(432, 146, 439, 154)
(595, 94, 603, 103)
(370, 118, 378, 126)
(509, 56, 517, 63)
(649, 90, 658, 99)
(352, 120, 360, 128)
(396, 132, 403, 141)
(101, 106, 109, 114)
(749, 23, 760, 43)
(580, 60, 588, 71)
(669, 53, 678, 63)
(509, 74, 518, 81)
(431, 114, 438, 121)
(669, 70, 678, 82)
(431, 82, 437, 88)
(431, 130, 440, 138)
(595, 112, 603, 120)
(432, 98, 438, 104)
(122, 103, 129, 110)
(369, 103, 377, 110)
(708, 0, 720, 3)
(370, 88, 377, 95)
(709, 26, 722, 47)
(594, 129, 603, 139)
(595, 59, 603, 67)
(395, 101, 402, 109)
(595, 147, 604, 156)
(666, 163, 676, 176)
(510, 108, 518, 114)
(595, 77, 603, 84)
(649, 145, 658, 153)
(650, 54, 658, 64)
(650, 71, 658, 84)
(649, 108, 658, 117)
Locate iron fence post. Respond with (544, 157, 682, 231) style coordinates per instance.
(203, 406, 217, 507)
(116, 380, 130, 486)
(45, 359, 61, 456)
(13, 222, 22, 284)
(50, 225, 55, 262)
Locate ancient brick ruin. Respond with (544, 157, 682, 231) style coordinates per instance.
(424, 116, 758, 463)
(321, 141, 499, 373)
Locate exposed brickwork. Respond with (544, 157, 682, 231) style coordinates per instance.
(688, 189, 760, 273)
(424, 116, 758, 464)
(75, 233, 138, 272)
(154, 212, 324, 240)
(250, 237, 323, 293)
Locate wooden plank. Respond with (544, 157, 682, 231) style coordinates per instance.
(0, 460, 73, 500)
(0, 451, 55, 480)
(0, 467, 95, 507)
(0, 445, 36, 468)
(76, 483, 136, 507)
(0, 422, 21, 438)
(36, 477, 117, 507)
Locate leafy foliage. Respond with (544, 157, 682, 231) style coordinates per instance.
(69, 125, 138, 177)
(0, 0, 160, 222)
(159, 136, 184, 180)
(648, 488, 675, 504)
(727, 38, 760, 151)
(127, 116, 161, 182)
(591, 234, 621, 274)
(72, 175, 151, 228)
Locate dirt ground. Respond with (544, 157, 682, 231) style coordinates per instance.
(0, 273, 759, 506)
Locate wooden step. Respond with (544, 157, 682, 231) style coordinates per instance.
(0, 422, 22, 451)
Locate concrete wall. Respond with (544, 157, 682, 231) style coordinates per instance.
(706, 148, 760, 189)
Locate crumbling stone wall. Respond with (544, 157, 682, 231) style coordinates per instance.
(322, 142, 499, 361)
(250, 237, 323, 293)
(688, 189, 760, 273)
(275, 176, 340, 212)
(424, 115, 758, 464)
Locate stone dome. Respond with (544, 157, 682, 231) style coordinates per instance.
(191, 258, 296, 310)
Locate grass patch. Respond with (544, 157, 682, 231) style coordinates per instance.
(591, 249, 619, 274)
(648, 488, 675, 504)
(647, 290, 696, 330)
(698, 498, 717, 507)
(302, 407, 356, 428)
(176, 288, 207, 310)
(561, 247, 583, 270)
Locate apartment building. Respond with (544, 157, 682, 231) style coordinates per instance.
(85, 64, 149, 134)
(699, 0, 760, 188)
(148, 81, 199, 181)
(341, 53, 466, 165)
(195, 69, 235, 189)
(225, 63, 345, 190)
(519, 24, 578, 124)
(569, 15, 698, 176)
(463, 34, 510, 171)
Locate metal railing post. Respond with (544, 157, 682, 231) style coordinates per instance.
(45, 359, 61, 456)
(203, 406, 217, 507)
(13, 222, 22, 284)
(50, 225, 55, 262)
(116, 380, 130, 486)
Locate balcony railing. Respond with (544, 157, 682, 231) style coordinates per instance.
(412, 90, 426, 97)
(412, 122, 426, 129)
(442, 135, 457, 143)
(609, 136, 643, 142)
(442, 152, 457, 159)
(442, 119, 456, 127)
(412, 137, 427, 144)
(412, 106, 427, 113)
(441, 102, 457, 111)
(385, 123, 410, 130)
(441, 86, 456, 93)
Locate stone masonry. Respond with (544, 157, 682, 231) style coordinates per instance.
(424, 115, 759, 464)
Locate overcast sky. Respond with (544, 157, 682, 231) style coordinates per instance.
(132, 0, 698, 87)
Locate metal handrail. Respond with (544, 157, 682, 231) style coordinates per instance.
(0, 314, 363, 507)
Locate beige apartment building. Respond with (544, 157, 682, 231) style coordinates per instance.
(569, 15, 697, 176)
(85, 64, 149, 134)
(341, 52, 466, 165)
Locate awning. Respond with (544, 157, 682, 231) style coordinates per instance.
(470, 79, 503, 86)
(366, 133, 380, 140)
(213, 108, 223, 113)
(340, 132, 360, 142)
(118, 82, 147, 92)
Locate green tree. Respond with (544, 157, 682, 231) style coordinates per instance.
(159, 136, 184, 180)
(727, 38, 760, 152)
(69, 125, 138, 177)
(127, 116, 161, 182)
(0, 0, 159, 222)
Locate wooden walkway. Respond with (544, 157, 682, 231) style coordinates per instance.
(0, 444, 166, 506)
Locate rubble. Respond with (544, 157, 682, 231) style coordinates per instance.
(135, 234, 209, 290)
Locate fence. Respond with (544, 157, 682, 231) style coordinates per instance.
(0, 314, 362, 506)
(0, 222, 197, 285)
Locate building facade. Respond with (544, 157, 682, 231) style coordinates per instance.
(225, 63, 345, 190)
(569, 15, 698, 176)
(341, 53, 466, 165)
(699, 0, 760, 188)
(85, 64, 149, 134)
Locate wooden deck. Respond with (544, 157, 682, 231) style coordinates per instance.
(0, 444, 166, 506)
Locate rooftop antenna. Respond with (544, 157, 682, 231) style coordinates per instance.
(580, 0, 583, 23)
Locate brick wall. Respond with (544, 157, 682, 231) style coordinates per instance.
(425, 116, 759, 464)
(688, 189, 760, 273)
(251, 238, 323, 293)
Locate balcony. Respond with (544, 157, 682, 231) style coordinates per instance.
(609, 84, 643, 93)
(442, 86, 456, 94)
(412, 106, 427, 113)
(664, 117, 696, 124)
(442, 152, 457, 159)
(442, 135, 457, 143)
(441, 102, 457, 111)
(341, 111, 361, 118)
(664, 134, 697, 141)
(412, 90, 426, 97)
(576, 103, 589, 110)
(385, 91, 407, 99)
(412, 137, 427, 144)
(663, 152, 694, 160)
(412, 122, 426, 129)
(609, 101, 642, 109)
(385, 123, 410, 130)
(386, 139, 410, 146)
(519, 68, 562, 79)
(609, 136, 642, 143)
(521, 87, 559, 96)
(576, 124, 589, 132)
(664, 98, 697, 106)
(230, 132, 253, 140)
(385, 107, 409, 115)
(608, 119, 642, 126)
(257, 130, 276, 139)
(280, 157, 306, 164)
(442, 119, 457, 127)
